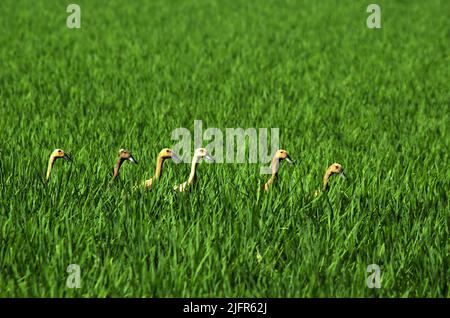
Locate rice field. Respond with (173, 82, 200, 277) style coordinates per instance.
(0, 0, 448, 297)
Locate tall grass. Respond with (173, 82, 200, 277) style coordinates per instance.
(0, 0, 448, 297)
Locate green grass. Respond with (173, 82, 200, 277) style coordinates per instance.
(0, 0, 448, 297)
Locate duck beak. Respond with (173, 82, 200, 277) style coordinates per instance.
(63, 153, 72, 162)
(285, 154, 295, 165)
(128, 156, 138, 164)
(339, 171, 346, 180)
(205, 153, 215, 163)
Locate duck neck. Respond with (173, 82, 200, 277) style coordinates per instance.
(271, 156, 280, 179)
(46, 155, 56, 181)
(322, 170, 333, 191)
(153, 155, 166, 180)
(188, 156, 200, 185)
(264, 156, 279, 189)
(113, 158, 125, 180)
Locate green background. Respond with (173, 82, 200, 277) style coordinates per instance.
(0, 0, 448, 297)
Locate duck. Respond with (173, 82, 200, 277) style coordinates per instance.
(46, 148, 72, 181)
(173, 148, 215, 192)
(263, 149, 295, 192)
